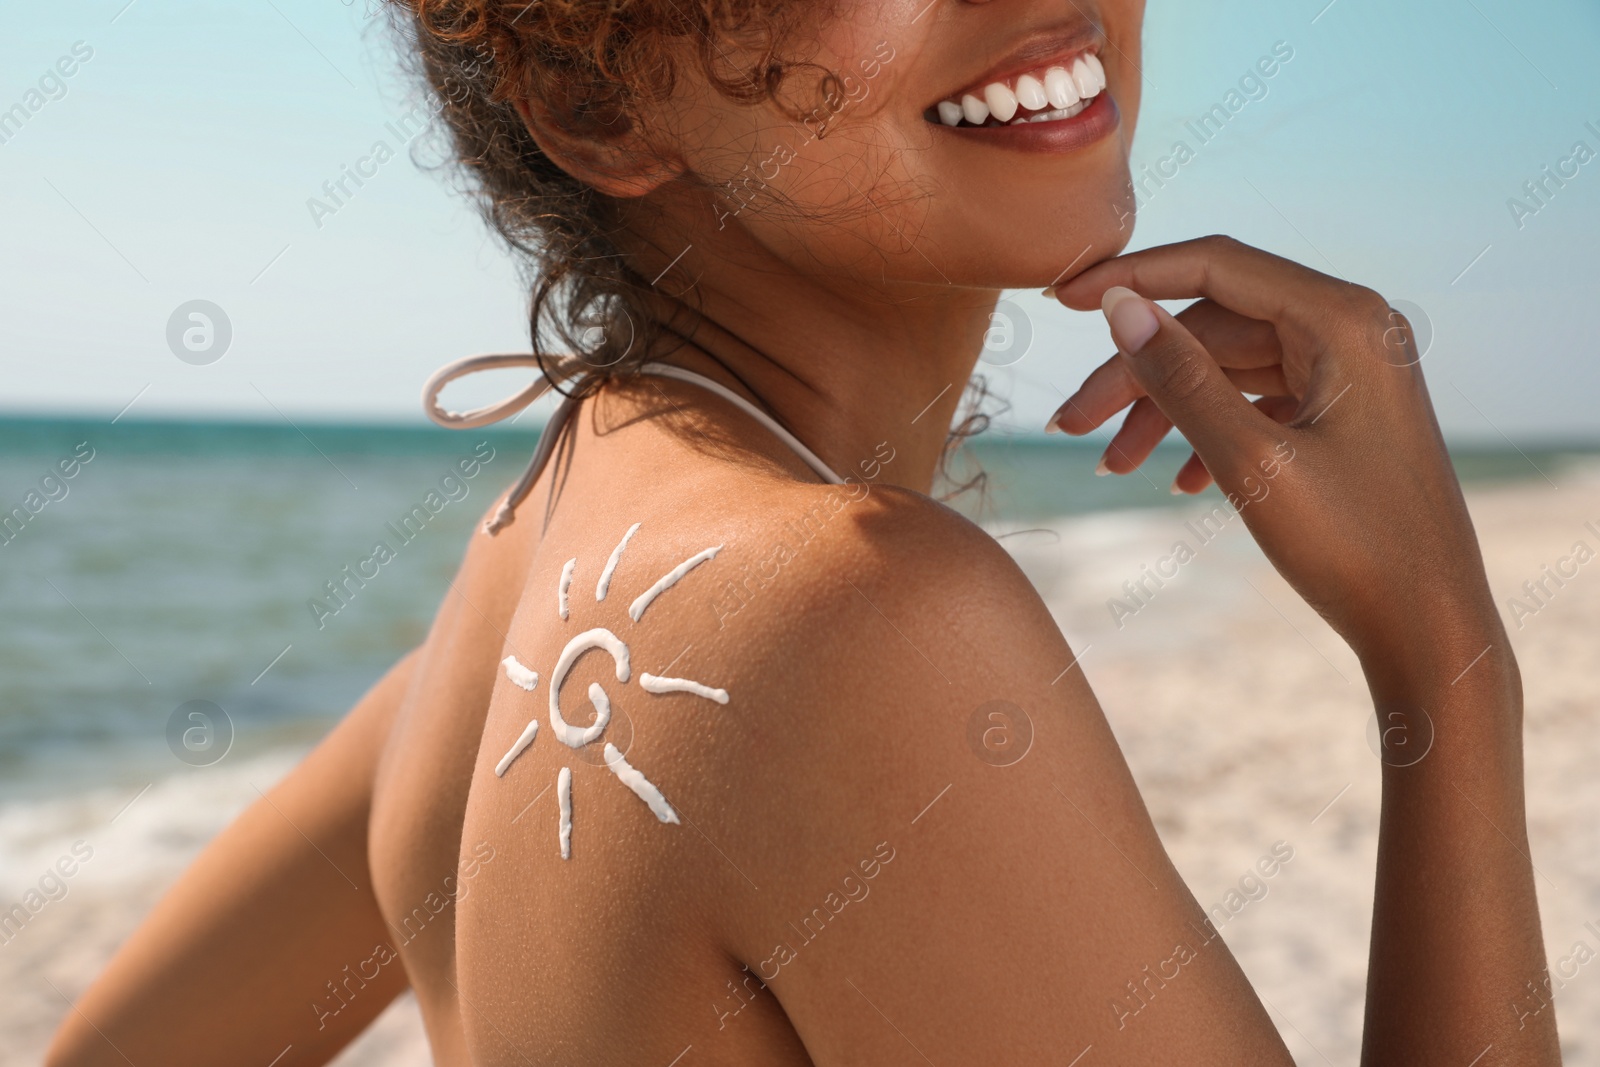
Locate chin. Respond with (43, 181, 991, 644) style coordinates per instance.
(903, 27, 1142, 290)
(921, 162, 1139, 291)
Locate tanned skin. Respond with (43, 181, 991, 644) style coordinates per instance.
(48, 0, 1557, 1061)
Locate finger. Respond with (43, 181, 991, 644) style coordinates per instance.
(1089, 286, 1282, 483)
(1177, 300, 1283, 371)
(1054, 355, 1290, 441)
(1099, 397, 1171, 474)
(1051, 301, 1284, 435)
(1171, 396, 1293, 495)
(1254, 394, 1299, 424)
(1053, 357, 1152, 436)
(1225, 366, 1291, 397)
(1052, 353, 1138, 435)
(1051, 235, 1359, 333)
(1101, 371, 1293, 474)
(1171, 451, 1212, 495)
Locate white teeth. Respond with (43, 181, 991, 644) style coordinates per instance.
(983, 82, 1018, 122)
(1070, 56, 1097, 99)
(1006, 100, 1090, 125)
(1044, 66, 1078, 109)
(1083, 52, 1106, 92)
(1014, 73, 1048, 111)
(936, 54, 1103, 128)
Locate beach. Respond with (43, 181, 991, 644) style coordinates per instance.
(1022, 462, 1600, 1063)
(2, 427, 1597, 1064)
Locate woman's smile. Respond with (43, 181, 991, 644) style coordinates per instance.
(931, 88, 1119, 152)
(920, 21, 1120, 152)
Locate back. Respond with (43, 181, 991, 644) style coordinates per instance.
(364, 377, 1293, 1065)
(367, 382, 876, 1064)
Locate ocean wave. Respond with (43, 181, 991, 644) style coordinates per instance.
(0, 747, 306, 898)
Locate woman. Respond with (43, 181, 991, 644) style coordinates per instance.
(47, 0, 1559, 1063)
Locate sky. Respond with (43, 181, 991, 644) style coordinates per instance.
(1, 0, 1597, 441)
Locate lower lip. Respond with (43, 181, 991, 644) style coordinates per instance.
(932, 91, 1119, 153)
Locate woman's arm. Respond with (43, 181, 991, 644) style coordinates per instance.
(1362, 635, 1539, 1064)
(1052, 236, 1560, 1065)
(45, 651, 419, 1067)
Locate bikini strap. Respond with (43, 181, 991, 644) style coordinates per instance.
(422, 354, 846, 536)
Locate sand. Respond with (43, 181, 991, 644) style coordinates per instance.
(1011, 459, 1600, 1064)
(4, 468, 1597, 1065)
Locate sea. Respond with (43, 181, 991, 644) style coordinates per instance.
(0, 414, 1592, 813)
(3, 413, 1599, 1063)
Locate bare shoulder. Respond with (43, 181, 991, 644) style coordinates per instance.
(650, 477, 1076, 806)
(698, 477, 1055, 651)
(674, 477, 1104, 860)
(640, 479, 1293, 1064)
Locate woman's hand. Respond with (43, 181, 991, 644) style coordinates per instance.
(1046, 235, 1501, 674)
(1047, 237, 1560, 1067)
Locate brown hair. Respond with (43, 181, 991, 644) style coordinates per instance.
(390, 0, 992, 491)
(388, 0, 817, 389)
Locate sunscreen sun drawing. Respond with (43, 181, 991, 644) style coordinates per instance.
(494, 522, 730, 860)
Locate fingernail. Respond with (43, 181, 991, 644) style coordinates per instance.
(1045, 401, 1073, 433)
(1169, 477, 1184, 495)
(1095, 456, 1111, 476)
(1102, 286, 1160, 355)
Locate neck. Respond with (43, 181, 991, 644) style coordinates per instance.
(625, 219, 1000, 495)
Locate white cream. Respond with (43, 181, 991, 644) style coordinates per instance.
(596, 522, 640, 602)
(502, 654, 539, 691)
(557, 765, 573, 859)
(629, 545, 723, 622)
(493, 529, 728, 853)
(558, 557, 576, 620)
(496, 656, 543, 776)
(603, 743, 679, 824)
(548, 627, 630, 748)
(561, 681, 613, 749)
(640, 672, 730, 705)
(495, 720, 539, 777)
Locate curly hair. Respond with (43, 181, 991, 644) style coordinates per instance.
(389, 0, 993, 494)
(387, 0, 815, 385)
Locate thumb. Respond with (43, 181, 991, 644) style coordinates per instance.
(1100, 286, 1277, 470)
